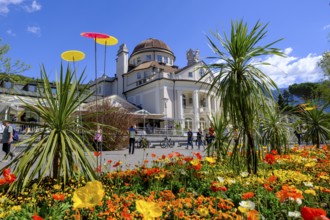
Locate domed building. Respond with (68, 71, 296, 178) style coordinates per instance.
(90, 38, 219, 132)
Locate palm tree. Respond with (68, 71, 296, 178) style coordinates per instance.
(205, 20, 284, 174)
(298, 101, 330, 148)
(2, 64, 96, 193)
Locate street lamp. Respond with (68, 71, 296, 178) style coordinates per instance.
(162, 98, 168, 138)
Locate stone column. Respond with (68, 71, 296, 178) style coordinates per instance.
(177, 90, 184, 128)
(206, 94, 212, 119)
(193, 90, 200, 131)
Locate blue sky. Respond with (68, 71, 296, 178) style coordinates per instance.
(1, 0, 329, 88)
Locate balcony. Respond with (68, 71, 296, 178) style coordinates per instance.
(183, 105, 193, 114)
(182, 105, 211, 115)
(136, 79, 147, 86)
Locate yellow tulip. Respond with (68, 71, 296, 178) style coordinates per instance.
(11, 205, 22, 212)
(319, 175, 329, 180)
(136, 199, 162, 219)
(238, 206, 248, 213)
(155, 173, 166, 179)
(190, 159, 200, 166)
(304, 189, 316, 196)
(198, 207, 209, 217)
(205, 157, 216, 164)
(305, 162, 316, 167)
(72, 180, 104, 209)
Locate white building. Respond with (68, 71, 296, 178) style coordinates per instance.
(89, 38, 219, 131)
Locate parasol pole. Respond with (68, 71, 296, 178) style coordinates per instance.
(95, 35, 118, 171)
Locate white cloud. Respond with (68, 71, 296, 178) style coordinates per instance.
(0, 0, 23, 15)
(323, 24, 330, 30)
(27, 25, 40, 35)
(258, 48, 323, 88)
(6, 29, 16, 36)
(0, 0, 41, 15)
(24, 0, 41, 13)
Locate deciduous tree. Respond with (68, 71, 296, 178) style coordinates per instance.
(0, 39, 30, 78)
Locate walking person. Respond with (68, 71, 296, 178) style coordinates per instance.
(1, 120, 15, 162)
(294, 126, 302, 145)
(197, 128, 205, 150)
(128, 125, 137, 154)
(186, 129, 193, 149)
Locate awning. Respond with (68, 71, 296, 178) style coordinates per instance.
(131, 110, 164, 120)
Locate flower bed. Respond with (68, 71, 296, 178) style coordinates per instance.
(0, 146, 329, 219)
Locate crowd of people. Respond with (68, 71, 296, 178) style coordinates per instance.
(186, 127, 216, 150)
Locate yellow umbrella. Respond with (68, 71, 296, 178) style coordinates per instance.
(95, 36, 118, 46)
(61, 50, 85, 62)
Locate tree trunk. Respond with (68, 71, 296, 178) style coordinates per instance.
(53, 148, 59, 179)
(240, 106, 258, 174)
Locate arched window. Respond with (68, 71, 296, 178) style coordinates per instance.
(185, 118, 192, 129)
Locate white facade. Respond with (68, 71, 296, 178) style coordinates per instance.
(89, 38, 219, 131)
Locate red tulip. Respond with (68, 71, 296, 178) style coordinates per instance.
(301, 206, 328, 220)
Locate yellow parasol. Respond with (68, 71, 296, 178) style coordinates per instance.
(61, 50, 85, 62)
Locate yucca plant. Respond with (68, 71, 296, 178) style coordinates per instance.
(208, 113, 231, 160)
(298, 101, 330, 148)
(2, 64, 96, 193)
(204, 19, 284, 174)
(261, 103, 291, 154)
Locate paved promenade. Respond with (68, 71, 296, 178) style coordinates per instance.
(0, 145, 207, 171)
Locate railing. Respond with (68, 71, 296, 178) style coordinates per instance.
(136, 127, 184, 136)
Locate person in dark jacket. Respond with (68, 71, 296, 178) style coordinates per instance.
(197, 128, 205, 150)
(128, 125, 137, 154)
(187, 129, 193, 149)
(1, 120, 15, 161)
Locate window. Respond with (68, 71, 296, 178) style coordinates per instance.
(146, 55, 152, 61)
(164, 56, 168, 64)
(185, 118, 193, 130)
(188, 72, 193, 77)
(29, 85, 37, 92)
(137, 57, 141, 64)
(199, 68, 204, 77)
(157, 55, 162, 62)
(143, 71, 148, 78)
(182, 94, 186, 107)
(98, 86, 101, 94)
(189, 97, 193, 104)
(137, 72, 141, 79)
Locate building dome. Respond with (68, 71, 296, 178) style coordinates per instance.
(131, 38, 173, 56)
